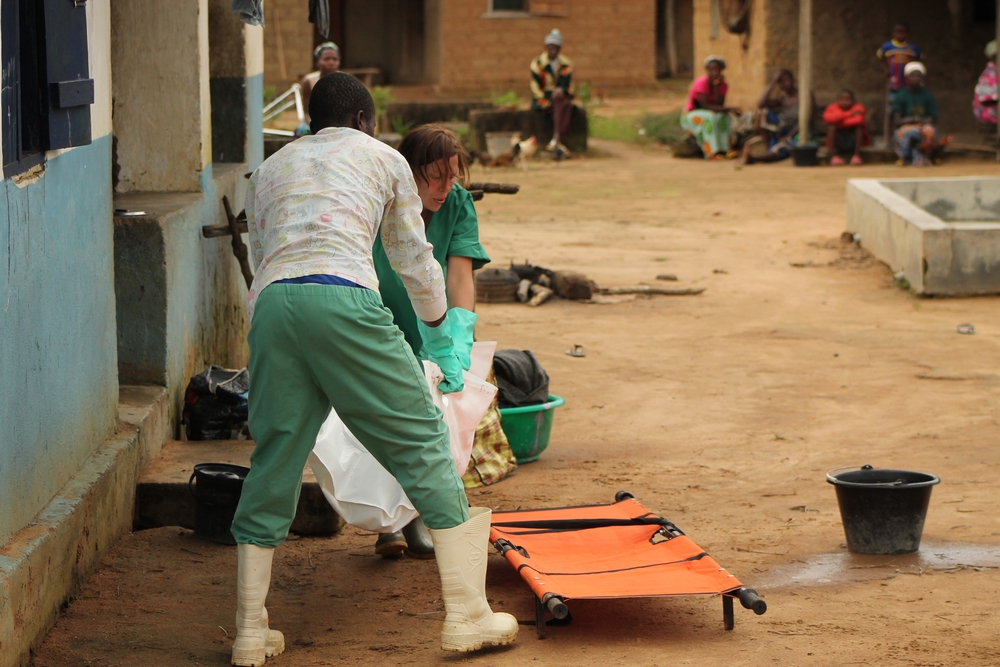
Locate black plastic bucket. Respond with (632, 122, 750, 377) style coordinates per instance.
(790, 143, 819, 167)
(827, 465, 940, 555)
(189, 463, 249, 545)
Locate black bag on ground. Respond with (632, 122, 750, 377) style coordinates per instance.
(183, 366, 250, 440)
(493, 349, 550, 408)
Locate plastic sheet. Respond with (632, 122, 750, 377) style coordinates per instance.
(309, 343, 497, 532)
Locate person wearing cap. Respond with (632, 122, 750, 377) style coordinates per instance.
(891, 62, 944, 166)
(681, 56, 742, 159)
(973, 41, 998, 126)
(301, 42, 342, 123)
(530, 29, 575, 155)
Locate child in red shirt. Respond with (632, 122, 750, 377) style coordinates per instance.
(823, 90, 870, 165)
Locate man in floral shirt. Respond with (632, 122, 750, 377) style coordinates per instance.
(229, 73, 517, 666)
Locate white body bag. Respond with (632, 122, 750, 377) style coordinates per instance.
(308, 342, 497, 532)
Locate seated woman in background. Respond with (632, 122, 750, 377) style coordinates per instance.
(681, 56, 742, 159)
(741, 69, 800, 164)
(370, 125, 517, 559)
(973, 41, 998, 127)
(300, 42, 341, 125)
(823, 90, 869, 165)
(892, 62, 947, 167)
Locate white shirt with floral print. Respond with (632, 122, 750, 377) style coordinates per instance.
(245, 127, 446, 323)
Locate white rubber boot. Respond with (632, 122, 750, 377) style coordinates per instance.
(429, 508, 519, 652)
(232, 544, 286, 666)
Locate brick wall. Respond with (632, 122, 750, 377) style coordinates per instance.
(263, 0, 315, 89)
(436, 0, 657, 93)
(691, 0, 772, 114)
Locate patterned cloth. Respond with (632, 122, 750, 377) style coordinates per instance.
(877, 40, 922, 91)
(894, 123, 939, 167)
(244, 127, 446, 323)
(681, 110, 732, 158)
(974, 61, 998, 125)
(530, 52, 574, 110)
(462, 369, 517, 489)
(373, 184, 490, 354)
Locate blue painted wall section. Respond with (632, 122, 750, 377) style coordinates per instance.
(114, 164, 250, 427)
(0, 136, 118, 546)
(246, 73, 264, 170)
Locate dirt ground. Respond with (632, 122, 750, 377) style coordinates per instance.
(33, 143, 1000, 666)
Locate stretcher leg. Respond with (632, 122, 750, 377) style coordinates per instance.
(535, 597, 547, 638)
(723, 595, 734, 631)
(534, 595, 570, 639)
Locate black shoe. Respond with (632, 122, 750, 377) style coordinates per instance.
(402, 518, 435, 559)
(375, 531, 406, 558)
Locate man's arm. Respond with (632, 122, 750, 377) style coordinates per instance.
(381, 160, 447, 325)
(530, 59, 547, 105)
(244, 174, 263, 270)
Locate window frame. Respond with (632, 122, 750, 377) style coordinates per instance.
(2, 0, 47, 178)
(483, 0, 569, 19)
(2, 0, 94, 180)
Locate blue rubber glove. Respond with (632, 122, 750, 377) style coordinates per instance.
(448, 307, 477, 371)
(417, 313, 465, 394)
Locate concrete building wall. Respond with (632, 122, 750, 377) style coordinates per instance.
(209, 0, 265, 166)
(111, 0, 212, 192)
(111, 4, 256, 426)
(341, 0, 426, 85)
(437, 0, 657, 93)
(810, 0, 994, 135)
(692, 0, 773, 115)
(692, 0, 994, 135)
(0, 1, 118, 548)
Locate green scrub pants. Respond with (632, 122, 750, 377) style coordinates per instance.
(231, 283, 470, 548)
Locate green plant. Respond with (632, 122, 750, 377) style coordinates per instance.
(491, 91, 524, 109)
(588, 114, 642, 143)
(587, 110, 685, 146)
(371, 86, 393, 131)
(576, 81, 593, 107)
(452, 125, 473, 151)
(639, 111, 685, 145)
(371, 86, 393, 114)
(390, 117, 415, 136)
(263, 85, 279, 104)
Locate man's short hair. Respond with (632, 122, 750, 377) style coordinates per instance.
(309, 72, 376, 134)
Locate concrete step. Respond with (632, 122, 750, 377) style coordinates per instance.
(135, 440, 341, 537)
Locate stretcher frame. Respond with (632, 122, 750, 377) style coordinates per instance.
(489, 491, 768, 638)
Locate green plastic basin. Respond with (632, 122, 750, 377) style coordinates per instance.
(498, 395, 565, 463)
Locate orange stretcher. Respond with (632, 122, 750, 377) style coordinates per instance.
(489, 492, 768, 637)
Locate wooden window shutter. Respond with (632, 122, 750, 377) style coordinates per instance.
(43, 0, 93, 150)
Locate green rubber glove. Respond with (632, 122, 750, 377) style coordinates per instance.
(417, 313, 465, 394)
(448, 307, 477, 371)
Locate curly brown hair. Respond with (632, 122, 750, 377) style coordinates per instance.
(396, 124, 470, 189)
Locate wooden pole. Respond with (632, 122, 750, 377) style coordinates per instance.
(666, 0, 679, 77)
(273, 2, 288, 84)
(799, 0, 813, 144)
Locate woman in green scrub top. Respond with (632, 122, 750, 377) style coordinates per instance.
(371, 125, 510, 559)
